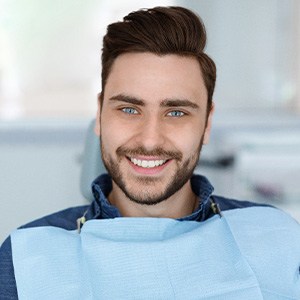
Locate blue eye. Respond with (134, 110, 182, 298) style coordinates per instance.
(122, 107, 138, 114)
(167, 111, 185, 117)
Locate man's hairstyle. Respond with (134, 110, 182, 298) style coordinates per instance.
(101, 6, 216, 115)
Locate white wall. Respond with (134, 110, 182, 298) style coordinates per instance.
(178, 0, 299, 111)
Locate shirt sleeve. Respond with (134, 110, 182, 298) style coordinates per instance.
(0, 236, 18, 299)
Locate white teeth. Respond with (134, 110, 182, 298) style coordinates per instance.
(148, 161, 155, 168)
(130, 158, 167, 168)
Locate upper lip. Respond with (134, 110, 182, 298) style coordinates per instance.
(127, 156, 169, 161)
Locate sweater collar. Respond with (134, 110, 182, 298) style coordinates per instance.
(88, 173, 214, 222)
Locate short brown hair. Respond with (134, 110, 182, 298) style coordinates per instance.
(101, 6, 216, 114)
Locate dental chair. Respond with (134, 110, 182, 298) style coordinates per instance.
(80, 119, 107, 202)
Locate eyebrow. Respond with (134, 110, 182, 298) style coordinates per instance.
(109, 94, 145, 106)
(109, 93, 199, 110)
(160, 99, 199, 110)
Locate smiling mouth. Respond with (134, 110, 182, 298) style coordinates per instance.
(129, 157, 169, 168)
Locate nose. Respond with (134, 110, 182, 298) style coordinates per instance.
(135, 116, 166, 151)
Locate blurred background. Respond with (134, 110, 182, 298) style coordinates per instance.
(1, 0, 300, 243)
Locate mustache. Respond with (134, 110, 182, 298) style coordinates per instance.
(116, 146, 183, 161)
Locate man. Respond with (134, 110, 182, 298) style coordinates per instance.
(1, 6, 300, 300)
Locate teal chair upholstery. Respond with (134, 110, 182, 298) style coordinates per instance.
(80, 119, 106, 202)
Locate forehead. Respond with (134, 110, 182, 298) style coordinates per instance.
(104, 52, 207, 106)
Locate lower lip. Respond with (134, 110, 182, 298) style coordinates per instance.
(127, 158, 172, 175)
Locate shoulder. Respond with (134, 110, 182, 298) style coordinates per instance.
(212, 194, 272, 211)
(1, 204, 89, 250)
(0, 236, 18, 299)
(224, 204, 299, 231)
(18, 204, 90, 231)
(0, 205, 90, 298)
(216, 203, 300, 297)
(213, 195, 299, 233)
(212, 195, 300, 250)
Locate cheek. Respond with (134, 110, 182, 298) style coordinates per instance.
(100, 115, 132, 152)
(168, 131, 202, 158)
(168, 121, 205, 153)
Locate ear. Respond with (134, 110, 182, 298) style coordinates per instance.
(203, 102, 215, 145)
(94, 92, 102, 136)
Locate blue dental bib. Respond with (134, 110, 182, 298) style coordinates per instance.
(11, 207, 300, 299)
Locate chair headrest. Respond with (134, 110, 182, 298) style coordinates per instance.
(80, 119, 107, 201)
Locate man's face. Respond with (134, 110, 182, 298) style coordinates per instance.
(96, 53, 213, 205)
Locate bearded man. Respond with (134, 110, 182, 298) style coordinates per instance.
(1, 6, 300, 300)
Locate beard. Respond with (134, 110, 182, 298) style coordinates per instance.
(100, 137, 204, 206)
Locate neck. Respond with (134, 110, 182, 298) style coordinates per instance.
(108, 180, 198, 219)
